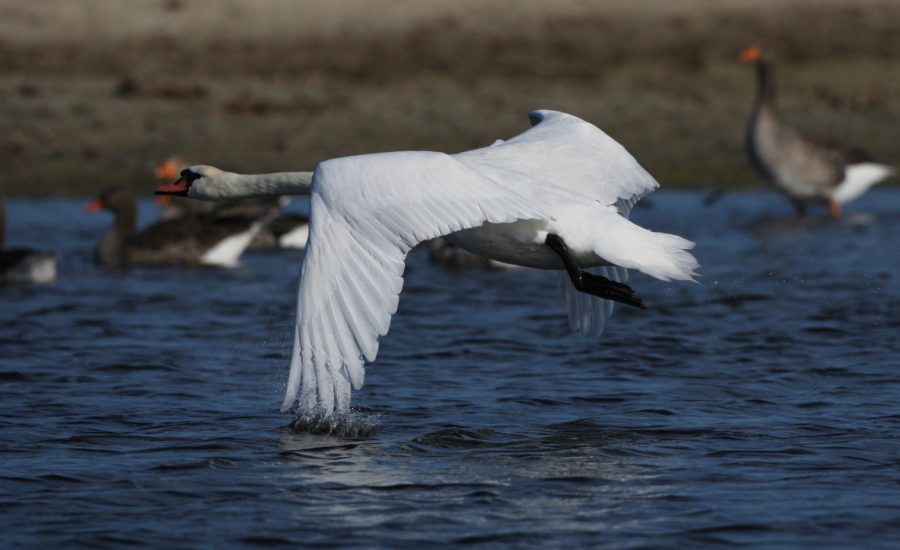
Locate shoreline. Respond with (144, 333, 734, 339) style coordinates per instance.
(1, 0, 897, 196)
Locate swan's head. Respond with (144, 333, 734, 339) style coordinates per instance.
(155, 165, 231, 201)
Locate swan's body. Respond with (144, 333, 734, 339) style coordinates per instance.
(742, 45, 894, 217)
(157, 110, 698, 416)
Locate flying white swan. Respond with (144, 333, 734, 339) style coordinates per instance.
(156, 110, 699, 416)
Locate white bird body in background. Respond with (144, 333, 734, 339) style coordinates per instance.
(156, 110, 699, 417)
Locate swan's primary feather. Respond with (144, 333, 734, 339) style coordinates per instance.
(282, 151, 547, 413)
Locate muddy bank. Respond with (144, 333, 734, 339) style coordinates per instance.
(1, 0, 897, 195)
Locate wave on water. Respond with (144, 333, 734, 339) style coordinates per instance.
(288, 409, 381, 437)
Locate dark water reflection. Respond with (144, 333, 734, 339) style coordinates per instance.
(2, 191, 900, 547)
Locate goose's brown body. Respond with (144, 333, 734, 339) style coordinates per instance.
(90, 188, 257, 268)
(743, 45, 893, 216)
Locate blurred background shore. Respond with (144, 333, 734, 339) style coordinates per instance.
(1, 0, 897, 196)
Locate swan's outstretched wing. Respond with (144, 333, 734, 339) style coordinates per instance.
(454, 110, 659, 216)
(455, 110, 662, 336)
(283, 151, 547, 414)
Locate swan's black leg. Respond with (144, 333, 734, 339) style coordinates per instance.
(545, 234, 645, 309)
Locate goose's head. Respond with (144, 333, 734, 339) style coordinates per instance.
(84, 187, 135, 214)
(155, 165, 232, 201)
(740, 43, 770, 65)
(154, 156, 186, 181)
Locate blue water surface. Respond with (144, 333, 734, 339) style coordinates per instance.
(1, 190, 900, 548)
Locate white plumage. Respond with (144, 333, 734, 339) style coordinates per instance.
(832, 163, 896, 204)
(200, 225, 264, 267)
(286, 151, 548, 413)
(156, 110, 699, 417)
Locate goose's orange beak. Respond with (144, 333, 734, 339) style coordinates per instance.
(84, 198, 104, 213)
(740, 44, 762, 63)
(155, 177, 189, 196)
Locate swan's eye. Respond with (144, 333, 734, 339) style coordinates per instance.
(180, 169, 201, 184)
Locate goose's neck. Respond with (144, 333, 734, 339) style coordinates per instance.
(224, 171, 314, 198)
(751, 60, 776, 116)
(98, 200, 136, 267)
(746, 59, 778, 154)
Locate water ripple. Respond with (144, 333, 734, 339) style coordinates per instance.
(2, 193, 900, 547)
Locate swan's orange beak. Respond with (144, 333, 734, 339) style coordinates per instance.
(155, 160, 180, 181)
(155, 177, 189, 196)
(740, 44, 762, 63)
(84, 198, 104, 213)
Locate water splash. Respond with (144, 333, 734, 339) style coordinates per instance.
(288, 408, 380, 437)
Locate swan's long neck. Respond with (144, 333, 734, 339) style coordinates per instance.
(219, 171, 314, 199)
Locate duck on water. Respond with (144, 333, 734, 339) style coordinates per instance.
(156, 110, 700, 417)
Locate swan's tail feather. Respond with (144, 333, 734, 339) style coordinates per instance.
(833, 163, 894, 204)
(558, 266, 625, 337)
(638, 231, 699, 282)
(588, 211, 698, 283)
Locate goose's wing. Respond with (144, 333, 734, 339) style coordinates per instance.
(283, 151, 547, 414)
(454, 110, 659, 217)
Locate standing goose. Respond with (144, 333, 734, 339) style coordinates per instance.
(742, 44, 894, 217)
(156, 110, 699, 416)
(0, 198, 58, 285)
(85, 187, 262, 268)
(156, 157, 310, 249)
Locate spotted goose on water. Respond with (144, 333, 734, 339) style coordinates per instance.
(85, 187, 262, 268)
(741, 44, 894, 217)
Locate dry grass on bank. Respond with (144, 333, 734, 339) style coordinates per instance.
(1, 0, 898, 195)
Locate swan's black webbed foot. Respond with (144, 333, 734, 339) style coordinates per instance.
(545, 233, 646, 309)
